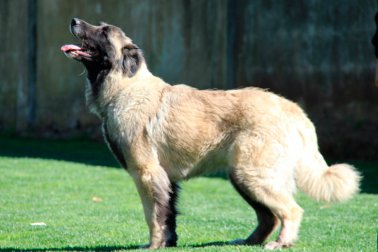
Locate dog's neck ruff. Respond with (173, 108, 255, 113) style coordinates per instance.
(85, 62, 152, 118)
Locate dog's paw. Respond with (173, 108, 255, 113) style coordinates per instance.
(140, 242, 173, 250)
(264, 240, 292, 250)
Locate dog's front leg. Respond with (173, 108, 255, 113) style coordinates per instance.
(131, 165, 176, 249)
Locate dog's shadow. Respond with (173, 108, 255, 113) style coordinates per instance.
(190, 240, 233, 248)
(1, 241, 253, 251)
(0, 245, 140, 252)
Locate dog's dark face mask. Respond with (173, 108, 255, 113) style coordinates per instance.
(61, 18, 143, 81)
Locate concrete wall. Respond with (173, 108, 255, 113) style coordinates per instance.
(0, 0, 377, 159)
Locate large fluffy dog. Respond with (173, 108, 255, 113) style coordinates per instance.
(61, 18, 360, 249)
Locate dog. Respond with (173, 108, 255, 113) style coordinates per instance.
(61, 18, 360, 250)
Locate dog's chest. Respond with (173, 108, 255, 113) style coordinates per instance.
(104, 87, 161, 146)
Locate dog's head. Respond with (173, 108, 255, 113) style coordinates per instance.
(61, 18, 143, 78)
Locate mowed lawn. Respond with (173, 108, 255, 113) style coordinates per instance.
(0, 137, 377, 251)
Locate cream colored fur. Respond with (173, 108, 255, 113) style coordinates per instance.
(82, 32, 360, 249)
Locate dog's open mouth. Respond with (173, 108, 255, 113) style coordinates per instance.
(61, 44, 92, 60)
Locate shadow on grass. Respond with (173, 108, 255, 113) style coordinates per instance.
(0, 245, 141, 252)
(1, 242, 244, 251)
(190, 241, 233, 248)
(0, 135, 118, 168)
(0, 135, 377, 194)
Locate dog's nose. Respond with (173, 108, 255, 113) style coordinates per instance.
(71, 18, 80, 27)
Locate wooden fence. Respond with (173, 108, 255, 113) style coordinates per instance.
(0, 0, 377, 159)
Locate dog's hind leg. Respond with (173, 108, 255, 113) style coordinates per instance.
(230, 169, 303, 249)
(131, 164, 179, 249)
(229, 174, 279, 245)
(229, 130, 305, 249)
(260, 190, 303, 250)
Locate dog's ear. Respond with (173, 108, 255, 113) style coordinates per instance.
(121, 43, 142, 77)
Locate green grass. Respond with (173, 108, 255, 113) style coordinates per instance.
(0, 137, 377, 251)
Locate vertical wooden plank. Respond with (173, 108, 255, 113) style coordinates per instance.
(226, 0, 237, 89)
(27, 0, 37, 129)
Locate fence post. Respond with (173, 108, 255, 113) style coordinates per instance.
(226, 0, 237, 89)
(16, 0, 37, 132)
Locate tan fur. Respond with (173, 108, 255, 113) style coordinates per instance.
(76, 24, 361, 249)
(88, 60, 360, 248)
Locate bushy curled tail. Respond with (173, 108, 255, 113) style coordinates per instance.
(296, 153, 361, 203)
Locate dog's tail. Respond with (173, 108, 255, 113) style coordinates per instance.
(296, 151, 361, 203)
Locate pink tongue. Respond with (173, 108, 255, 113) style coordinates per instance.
(61, 44, 82, 53)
